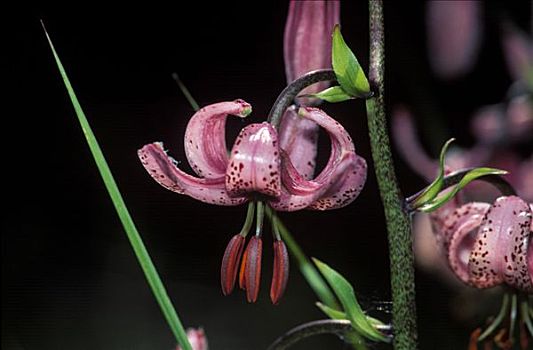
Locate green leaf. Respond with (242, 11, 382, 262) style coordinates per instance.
(419, 167, 508, 212)
(301, 86, 353, 103)
(411, 138, 455, 208)
(42, 22, 193, 350)
(313, 258, 389, 343)
(332, 25, 371, 98)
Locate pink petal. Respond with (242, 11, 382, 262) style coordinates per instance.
(446, 207, 488, 284)
(391, 106, 437, 181)
(271, 107, 366, 211)
(138, 143, 246, 206)
(184, 100, 252, 178)
(469, 104, 506, 144)
(469, 196, 533, 291)
(501, 24, 533, 81)
(426, 0, 482, 79)
(225, 123, 281, 198)
(507, 95, 533, 142)
(437, 202, 490, 250)
(279, 106, 318, 180)
(518, 157, 533, 202)
(284, 0, 340, 105)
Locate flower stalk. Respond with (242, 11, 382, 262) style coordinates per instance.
(365, 1, 418, 349)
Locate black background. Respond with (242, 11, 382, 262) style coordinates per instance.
(5, 1, 532, 349)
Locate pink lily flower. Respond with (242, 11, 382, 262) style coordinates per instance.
(176, 328, 208, 350)
(138, 100, 366, 211)
(432, 195, 533, 292)
(138, 99, 367, 303)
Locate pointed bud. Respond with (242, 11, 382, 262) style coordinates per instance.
(220, 235, 245, 295)
(243, 236, 262, 302)
(270, 240, 289, 305)
(284, 0, 340, 105)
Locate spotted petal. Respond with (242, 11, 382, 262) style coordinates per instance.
(225, 122, 281, 198)
(184, 100, 252, 178)
(468, 196, 532, 291)
(446, 204, 489, 284)
(279, 106, 318, 180)
(270, 107, 367, 211)
(138, 143, 246, 206)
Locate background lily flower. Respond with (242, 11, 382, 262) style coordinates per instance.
(138, 100, 366, 212)
(176, 328, 208, 350)
(432, 196, 533, 292)
(426, 0, 482, 79)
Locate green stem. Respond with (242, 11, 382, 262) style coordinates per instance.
(172, 73, 200, 112)
(478, 293, 511, 341)
(239, 201, 256, 237)
(43, 23, 192, 350)
(265, 206, 340, 310)
(365, 2, 418, 349)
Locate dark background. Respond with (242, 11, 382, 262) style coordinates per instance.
(5, 1, 532, 349)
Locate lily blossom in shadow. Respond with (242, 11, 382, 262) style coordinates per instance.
(431, 195, 533, 292)
(138, 100, 367, 303)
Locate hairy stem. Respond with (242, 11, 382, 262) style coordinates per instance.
(365, 1, 418, 349)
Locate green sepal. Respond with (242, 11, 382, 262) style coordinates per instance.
(419, 167, 508, 212)
(300, 86, 354, 103)
(411, 138, 455, 208)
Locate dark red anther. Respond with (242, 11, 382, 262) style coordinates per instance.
(220, 234, 245, 295)
(270, 240, 289, 305)
(243, 236, 263, 303)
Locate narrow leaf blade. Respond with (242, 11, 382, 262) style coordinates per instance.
(313, 258, 389, 342)
(42, 22, 193, 350)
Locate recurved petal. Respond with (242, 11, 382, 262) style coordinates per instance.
(279, 106, 318, 180)
(308, 153, 367, 210)
(226, 123, 281, 198)
(468, 196, 533, 291)
(284, 0, 340, 104)
(272, 107, 366, 211)
(391, 106, 437, 181)
(437, 202, 490, 249)
(185, 100, 252, 178)
(138, 143, 247, 206)
(446, 210, 487, 285)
